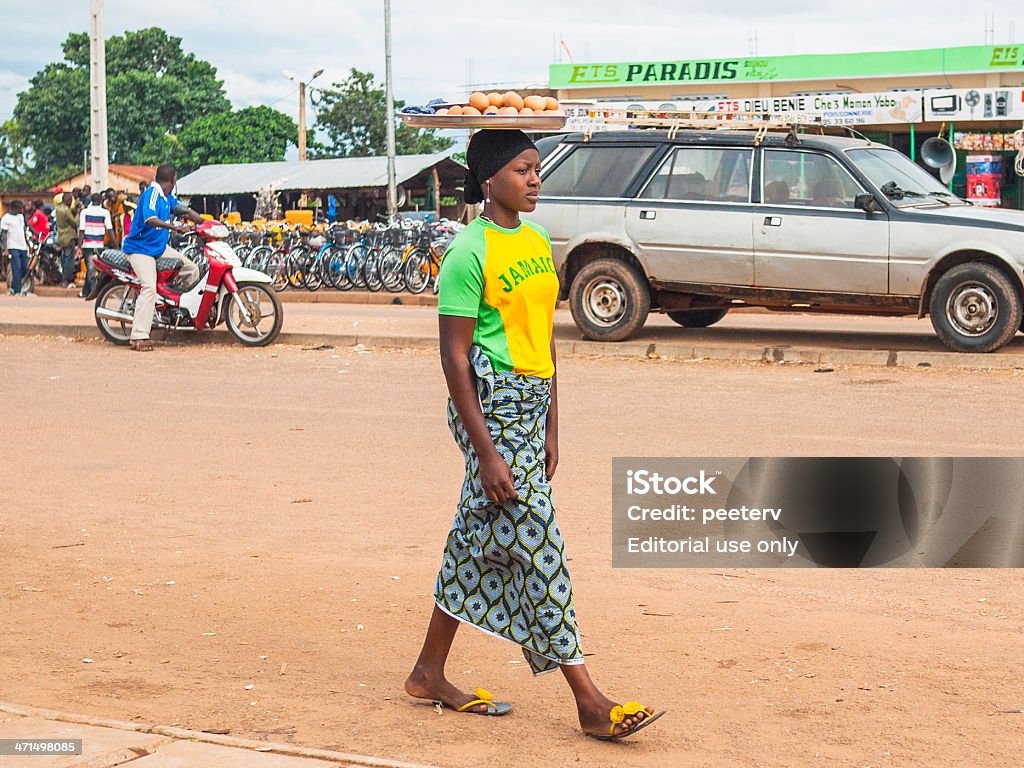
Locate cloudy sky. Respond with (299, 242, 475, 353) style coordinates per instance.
(2, 1, 1022, 132)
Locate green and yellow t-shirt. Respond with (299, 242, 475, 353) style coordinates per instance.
(437, 217, 559, 379)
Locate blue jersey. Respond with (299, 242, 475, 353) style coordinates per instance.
(122, 184, 180, 257)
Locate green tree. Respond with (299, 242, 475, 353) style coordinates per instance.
(0, 120, 29, 178)
(311, 68, 453, 159)
(138, 106, 297, 173)
(0, 119, 79, 191)
(178, 106, 297, 171)
(14, 27, 230, 169)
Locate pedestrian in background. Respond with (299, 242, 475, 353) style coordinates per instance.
(104, 190, 126, 247)
(78, 192, 112, 297)
(2, 200, 32, 296)
(55, 192, 79, 289)
(70, 188, 83, 217)
(122, 196, 135, 241)
(27, 199, 50, 242)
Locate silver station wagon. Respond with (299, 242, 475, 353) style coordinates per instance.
(530, 130, 1024, 352)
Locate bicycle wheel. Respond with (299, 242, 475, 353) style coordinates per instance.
(250, 245, 273, 272)
(303, 248, 324, 291)
(265, 251, 288, 292)
(379, 247, 405, 293)
(345, 243, 368, 289)
(403, 248, 431, 294)
(363, 248, 384, 292)
(181, 243, 207, 276)
(286, 247, 308, 289)
(325, 244, 353, 291)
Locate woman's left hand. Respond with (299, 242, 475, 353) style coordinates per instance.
(544, 433, 558, 480)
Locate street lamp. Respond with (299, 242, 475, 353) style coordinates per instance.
(284, 68, 324, 162)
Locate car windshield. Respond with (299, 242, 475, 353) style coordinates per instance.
(846, 148, 963, 206)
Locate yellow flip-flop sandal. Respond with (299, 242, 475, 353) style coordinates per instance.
(589, 701, 666, 741)
(433, 687, 512, 716)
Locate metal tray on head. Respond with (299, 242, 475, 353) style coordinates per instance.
(401, 113, 567, 130)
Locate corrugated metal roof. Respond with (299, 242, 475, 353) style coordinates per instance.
(175, 153, 464, 196)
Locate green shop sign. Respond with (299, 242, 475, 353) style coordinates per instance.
(550, 45, 1024, 89)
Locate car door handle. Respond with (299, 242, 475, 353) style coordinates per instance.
(764, 216, 782, 227)
(640, 210, 657, 220)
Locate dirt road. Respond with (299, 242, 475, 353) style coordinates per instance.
(1, 335, 1022, 767)
(7, 292, 1024, 354)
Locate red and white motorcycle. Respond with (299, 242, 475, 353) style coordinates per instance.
(87, 219, 283, 346)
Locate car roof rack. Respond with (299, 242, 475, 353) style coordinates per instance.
(580, 108, 824, 145)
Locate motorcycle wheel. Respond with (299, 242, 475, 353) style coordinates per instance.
(5, 261, 33, 294)
(95, 281, 138, 345)
(23, 251, 39, 293)
(225, 282, 283, 346)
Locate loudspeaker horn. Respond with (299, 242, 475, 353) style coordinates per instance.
(921, 137, 956, 185)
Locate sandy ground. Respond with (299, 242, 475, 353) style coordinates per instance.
(1, 334, 1023, 768)
(9, 292, 1024, 354)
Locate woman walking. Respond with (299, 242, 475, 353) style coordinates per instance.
(405, 129, 663, 740)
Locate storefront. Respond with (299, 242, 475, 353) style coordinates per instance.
(175, 153, 466, 222)
(550, 44, 1024, 208)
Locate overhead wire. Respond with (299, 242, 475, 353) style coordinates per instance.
(263, 86, 300, 108)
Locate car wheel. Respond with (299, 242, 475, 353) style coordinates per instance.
(929, 263, 1021, 353)
(569, 258, 650, 341)
(667, 307, 730, 328)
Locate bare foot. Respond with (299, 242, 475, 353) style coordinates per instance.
(404, 669, 491, 713)
(578, 695, 655, 738)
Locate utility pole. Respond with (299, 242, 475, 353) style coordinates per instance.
(286, 68, 323, 162)
(384, 0, 398, 219)
(89, 0, 109, 190)
(298, 80, 308, 161)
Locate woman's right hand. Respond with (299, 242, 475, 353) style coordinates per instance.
(480, 450, 519, 504)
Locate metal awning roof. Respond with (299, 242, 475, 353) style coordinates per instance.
(175, 153, 465, 196)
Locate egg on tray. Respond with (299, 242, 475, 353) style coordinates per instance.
(468, 91, 490, 111)
(440, 91, 562, 117)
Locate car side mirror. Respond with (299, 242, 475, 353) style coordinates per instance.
(855, 194, 881, 213)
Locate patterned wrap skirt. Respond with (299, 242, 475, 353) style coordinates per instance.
(434, 347, 584, 675)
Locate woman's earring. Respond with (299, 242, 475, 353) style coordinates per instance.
(485, 181, 490, 204)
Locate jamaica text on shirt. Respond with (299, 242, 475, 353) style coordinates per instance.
(497, 256, 557, 293)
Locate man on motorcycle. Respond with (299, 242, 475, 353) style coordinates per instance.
(122, 163, 204, 352)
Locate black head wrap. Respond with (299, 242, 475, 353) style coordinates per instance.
(463, 129, 538, 204)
